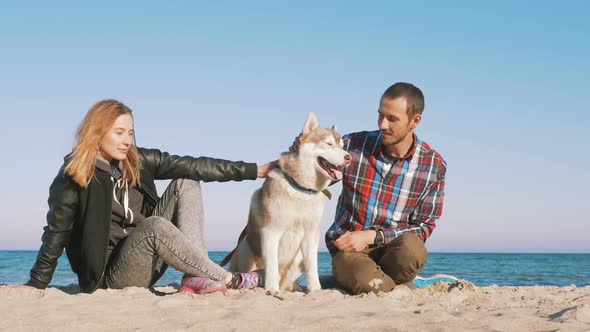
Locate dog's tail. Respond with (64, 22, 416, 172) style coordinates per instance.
(219, 225, 248, 267)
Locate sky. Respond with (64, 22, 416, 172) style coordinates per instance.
(0, 1, 588, 253)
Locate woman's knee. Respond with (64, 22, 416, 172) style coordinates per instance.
(171, 179, 202, 195)
(137, 216, 173, 233)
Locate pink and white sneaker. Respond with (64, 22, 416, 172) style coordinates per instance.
(179, 276, 228, 295)
(236, 270, 264, 289)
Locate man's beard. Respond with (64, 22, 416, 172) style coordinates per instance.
(381, 126, 412, 147)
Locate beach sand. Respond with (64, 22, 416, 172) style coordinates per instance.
(1, 281, 589, 331)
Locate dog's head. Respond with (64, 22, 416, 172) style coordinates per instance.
(298, 112, 351, 181)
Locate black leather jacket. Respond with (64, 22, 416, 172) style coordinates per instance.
(27, 148, 257, 293)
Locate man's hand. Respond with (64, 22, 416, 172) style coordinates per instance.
(334, 230, 376, 252)
(257, 160, 279, 178)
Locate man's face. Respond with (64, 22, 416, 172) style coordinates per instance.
(377, 97, 420, 147)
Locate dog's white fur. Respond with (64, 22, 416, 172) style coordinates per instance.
(229, 113, 350, 292)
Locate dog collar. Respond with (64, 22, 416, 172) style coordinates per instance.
(281, 171, 319, 195)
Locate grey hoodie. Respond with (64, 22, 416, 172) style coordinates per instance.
(95, 156, 146, 257)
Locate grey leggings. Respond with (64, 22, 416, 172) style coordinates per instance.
(105, 179, 229, 289)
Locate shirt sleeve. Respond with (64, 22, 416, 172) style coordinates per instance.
(380, 166, 446, 244)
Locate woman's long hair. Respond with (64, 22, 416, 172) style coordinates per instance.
(65, 99, 141, 188)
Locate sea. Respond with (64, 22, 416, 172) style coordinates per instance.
(1, 251, 588, 288)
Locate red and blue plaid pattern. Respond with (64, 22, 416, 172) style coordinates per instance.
(326, 130, 446, 254)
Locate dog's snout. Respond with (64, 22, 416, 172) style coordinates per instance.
(344, 153, 352, 165)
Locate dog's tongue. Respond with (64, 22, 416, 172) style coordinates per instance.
(332, 169, 343, 180)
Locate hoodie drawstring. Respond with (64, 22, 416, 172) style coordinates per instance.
(111, 176, 134, 233)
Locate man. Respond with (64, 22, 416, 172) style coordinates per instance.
(323, 82, 446, 294)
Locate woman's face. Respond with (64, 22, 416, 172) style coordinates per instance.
(99, 114, 134, 161)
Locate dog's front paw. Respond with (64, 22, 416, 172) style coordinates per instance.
(264, 276, 280, 293)
(306, 286, 322, 293)
(306, 279, 322, 292)
(265, 288, 279, 297)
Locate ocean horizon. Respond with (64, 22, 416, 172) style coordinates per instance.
(2, 251, 589, 288)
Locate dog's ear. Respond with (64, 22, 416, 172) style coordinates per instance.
(302, 112, 320, 134)
(331, 124, 337, 132)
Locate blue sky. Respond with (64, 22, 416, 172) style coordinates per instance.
(0, 1, 588, 252)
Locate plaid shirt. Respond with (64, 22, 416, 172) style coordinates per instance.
(326, 130, 446, 254)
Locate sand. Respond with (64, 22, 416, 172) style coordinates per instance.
(1, 281, 589, 331)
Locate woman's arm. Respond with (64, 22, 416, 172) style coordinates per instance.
(139, 148, 260, 182)
(27, 166, 79, 289)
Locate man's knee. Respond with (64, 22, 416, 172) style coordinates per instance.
(395, 233, 428, 265)
(332, 251, 395, 294)
(379, 233, 428, 283)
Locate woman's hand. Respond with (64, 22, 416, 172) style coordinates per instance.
(257, 160, 279, 178)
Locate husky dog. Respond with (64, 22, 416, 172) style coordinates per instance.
(229, 113, 351, 292)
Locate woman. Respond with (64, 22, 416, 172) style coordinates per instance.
(26, 99, 275, 294)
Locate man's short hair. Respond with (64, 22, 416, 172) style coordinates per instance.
(381, 82, 425, 117)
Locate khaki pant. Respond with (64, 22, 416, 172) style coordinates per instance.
(332, 233, 428, 294)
